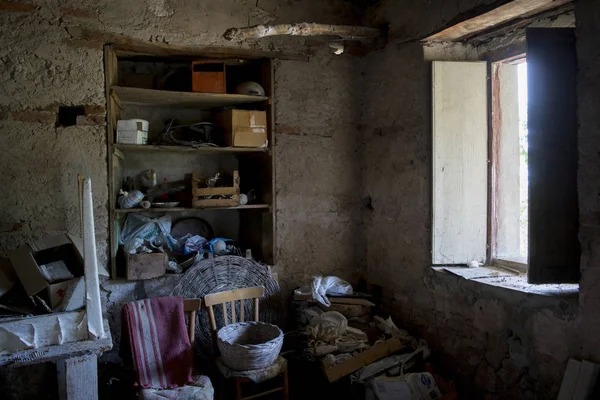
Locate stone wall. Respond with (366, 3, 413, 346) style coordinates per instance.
(361, 1, 597, 399)
(0, 1, 365, 398)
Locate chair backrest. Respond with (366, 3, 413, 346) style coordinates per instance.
(203, 286, 265, 352)
(183, 299, 202, 348)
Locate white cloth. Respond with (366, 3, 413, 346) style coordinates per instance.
(141, 375, 214, 400)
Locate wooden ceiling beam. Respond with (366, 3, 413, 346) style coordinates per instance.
(423, 0, 573, 42)
(65, 26, 309, 62)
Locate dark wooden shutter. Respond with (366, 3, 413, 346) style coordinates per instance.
(527, 28, 580, 283)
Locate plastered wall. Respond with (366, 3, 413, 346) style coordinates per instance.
(0, 1, 365, 398)
(361, 0, 598, 399)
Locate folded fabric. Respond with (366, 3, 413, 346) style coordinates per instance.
(121, 296, 193, 389)
(141, 375, 214, 400)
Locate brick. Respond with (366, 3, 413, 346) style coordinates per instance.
(12, 110, 56, 124)
(0, 1, 36, 12)
(83, 104, 106, 115)
(76, 114, 106, 126)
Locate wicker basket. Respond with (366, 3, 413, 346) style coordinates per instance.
(217, 321, 283, 371)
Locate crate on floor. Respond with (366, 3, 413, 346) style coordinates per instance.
(192, 170, 240, 208)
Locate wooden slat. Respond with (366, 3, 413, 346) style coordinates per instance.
(424, 0, 573, 42)
(323, 337, 403, 382)
(114, 143, 267, 154)
(231, 301, 236, 323)
(222, 303, 228, 325)
(193, 187, 239, 196)
(239, 300, 245, 322)
(204, 286, 265, 307)
(65, 26, 309, 62)
(112, 86, 267, 109)
(253, 298, 260, 321)
(206, 306, 218, 353)
(104, 44, 119, 279)
(432, 61, 488, 265)
(193, 198, 240, 208)
(527, 28, 580, 283)
(187, 310, 196, 347)
(114, 204, 270, 213)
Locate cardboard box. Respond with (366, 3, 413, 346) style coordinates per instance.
(192, 61, 226, 93)
(117, 119, 149, 144)
(0, 257, 17, 298)
(218, 110, 268, 148)
(372, 373, 442, 400)
(48, 277, 86, 312)
(126, 253, 167, 280)
(9, 234, 84, 297)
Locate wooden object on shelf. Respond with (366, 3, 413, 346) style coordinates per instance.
(111, 86, 266, 108)
(114, 204, 270, 214)
(191, 61, 226, 93)
(192, 170, 240, 208)
(125, 253, 167, 280)
(218, 109, 268, 148)
(113, 143, 268, 155)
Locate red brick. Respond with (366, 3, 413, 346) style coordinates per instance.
(0, 1, 36, 12)
(12, 110, 56, 124)
(76, 114, 106, 126)
(83, 104, 106, 115)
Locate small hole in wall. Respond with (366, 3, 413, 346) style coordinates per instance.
(56, 106, 85, 127)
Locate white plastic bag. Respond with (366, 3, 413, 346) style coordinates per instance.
(120, 214, 172, 245)
(311, 276, 353, 307)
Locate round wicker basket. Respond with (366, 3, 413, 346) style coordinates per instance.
(217, 321, 283, 371)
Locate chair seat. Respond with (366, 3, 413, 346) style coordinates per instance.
(141, 374, 214, 400)
(216, 356, 287, 384)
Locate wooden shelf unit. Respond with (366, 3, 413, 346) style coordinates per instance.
(104, 45, 276, 279)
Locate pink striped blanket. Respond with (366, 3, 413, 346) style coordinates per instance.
(121, 296, 193, 389)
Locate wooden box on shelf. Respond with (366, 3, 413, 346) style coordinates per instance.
(192, 170, 240, 208)
(125, 252, 167, 280)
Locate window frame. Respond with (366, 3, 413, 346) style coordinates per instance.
(487, 52, 528, 273)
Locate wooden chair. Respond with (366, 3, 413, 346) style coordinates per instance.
(204, 287, 289, 400)
(184, 298, 202, 347)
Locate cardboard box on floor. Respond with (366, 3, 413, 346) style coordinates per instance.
(8, 234, 98, 311)
(372, 373, 442, 400)
(0, 258, 17, 298)
(217, 110, 268, 148)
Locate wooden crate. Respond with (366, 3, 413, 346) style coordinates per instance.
(192, 170, 240, 208)
(322, 337, 403, 382)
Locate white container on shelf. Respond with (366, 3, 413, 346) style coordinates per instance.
(116, 119, 149, 144)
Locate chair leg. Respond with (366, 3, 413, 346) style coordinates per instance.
(282, 365, 289, 400)
(235, 377, 243, 400)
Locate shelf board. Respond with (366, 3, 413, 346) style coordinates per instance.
(111, 86, 268, 108)
(113, 143, 268, 155)
(114, 204, 270, 214)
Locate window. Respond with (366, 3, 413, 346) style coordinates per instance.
(490, 59, 529, 270)
(432, 28, 580, 284)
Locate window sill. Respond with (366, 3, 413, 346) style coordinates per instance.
(431, 265, 579, 298)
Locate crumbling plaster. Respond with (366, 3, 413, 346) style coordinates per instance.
(360, 0, 597, 399)
(0, 1, 365, 398)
